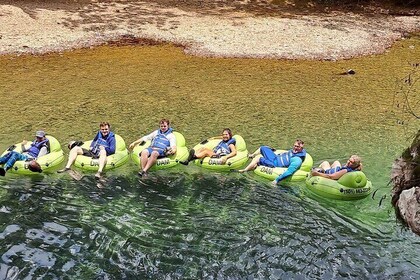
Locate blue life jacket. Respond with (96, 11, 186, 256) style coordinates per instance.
(325, 165, 356, 174)
(275, 149, 306, 167)
(91, 131, 115, 156)
(26, 138, 50, 158)
(213, 138, 236, 155)
(151, 128, 173, 151)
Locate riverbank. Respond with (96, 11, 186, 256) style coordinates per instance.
(0, 1, 419, 60)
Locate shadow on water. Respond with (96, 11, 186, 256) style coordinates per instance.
(0, 36, 419, 278)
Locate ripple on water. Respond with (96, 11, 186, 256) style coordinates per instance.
(0, 38, 419, 278)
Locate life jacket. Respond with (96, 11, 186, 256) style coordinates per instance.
(325, 165, 356, 174)
(151, 128, 173, 151)
(26, 138, 50, 158)
(91, 131, 115, 155)
(275, 149, 306, 167)
(213, 138, 236, 155)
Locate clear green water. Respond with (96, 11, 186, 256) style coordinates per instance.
(0, 36, 419, 278)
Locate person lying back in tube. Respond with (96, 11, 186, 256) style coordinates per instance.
(0, 130, 48, 176)
(310, 155, 362, 180)
(239, 139, 306, 186)
(180, 128, 237, 165)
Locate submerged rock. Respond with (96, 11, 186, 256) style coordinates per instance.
(391, 129, 420, 235)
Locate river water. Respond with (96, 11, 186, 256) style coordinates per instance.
(0, 36, 419, 278)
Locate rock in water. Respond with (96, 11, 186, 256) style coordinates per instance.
(391, 129, 420, 235)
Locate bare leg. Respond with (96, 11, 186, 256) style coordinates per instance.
(319, 161, 332, 171)
(58, 146, 83, 179)
(239, 157, 260, 173)
(248, 147, 262, 158)
(97, 147, 107, 174)
(195, 147, 214, 159)
(60, 146, 83, 170)
(330, 161, 342, 169)
(143, 151, 160, 173)
(140, 150, 150, 171)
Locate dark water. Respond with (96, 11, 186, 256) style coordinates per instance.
(1, 170, 419, 279)
(0, 37, 419, 278)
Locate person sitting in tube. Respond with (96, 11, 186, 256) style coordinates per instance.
(310, 155, 362, 180)
(58, 122, 116, 179)
(128, 118, 176, 177)
(180, 128, 237, 165)
(239, 139, 306, 186)
(0, 130, 49, 176)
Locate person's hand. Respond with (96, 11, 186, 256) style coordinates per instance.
(248, 153, 255, 159)
(271, 180, 278, 187)
(165, 148, 174, 156)
(22, 140, 28, 145)
(220, 156, 227, 164)
(130, 141, 145, 150)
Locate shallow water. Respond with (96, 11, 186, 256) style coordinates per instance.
(0, 36, 419, 278)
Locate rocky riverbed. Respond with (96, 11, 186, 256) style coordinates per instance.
(0, 1, 419, 59)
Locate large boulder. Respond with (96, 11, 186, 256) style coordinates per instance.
(391, 130, 420, 235)
(397, 187, 420, 235)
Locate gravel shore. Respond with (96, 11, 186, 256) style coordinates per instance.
(0, 1, 419, 60)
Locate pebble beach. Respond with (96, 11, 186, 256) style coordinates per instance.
(0, 1, 419, 60)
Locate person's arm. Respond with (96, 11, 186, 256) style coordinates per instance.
(145, 130, 158, 142)
(21, 140, 28, 152)
(272, 157, 303, 185)
(105, 136, 116, 155)
(36, 146, 48, 158)
(129, 137, 146, 149)
(90, 133, 99, 149)
(129, 130, 157, 149)
(311, 169, 347, 180)
(221, 144, 237, 164)
(167, 133, 177, 155)
(248, 147, 261, 158)
(226, 144, 237, 159)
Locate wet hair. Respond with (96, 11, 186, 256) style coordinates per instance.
(99, 121, 110, 128)
(160, 119, 170, 126)
(222, 128, 233, 139)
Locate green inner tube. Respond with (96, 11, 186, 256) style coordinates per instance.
(192, 135, 248, 171)
(74, 134, 129, 171)
(131, 131, 189, 170)
(1, 135, 64, 175)
(254, 150, 313, 182)
(305, 171, 373, 200)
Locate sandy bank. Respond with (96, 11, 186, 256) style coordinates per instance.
(0, 2, 419, 60)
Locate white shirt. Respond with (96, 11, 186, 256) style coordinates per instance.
(141, 130, 176, 149)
